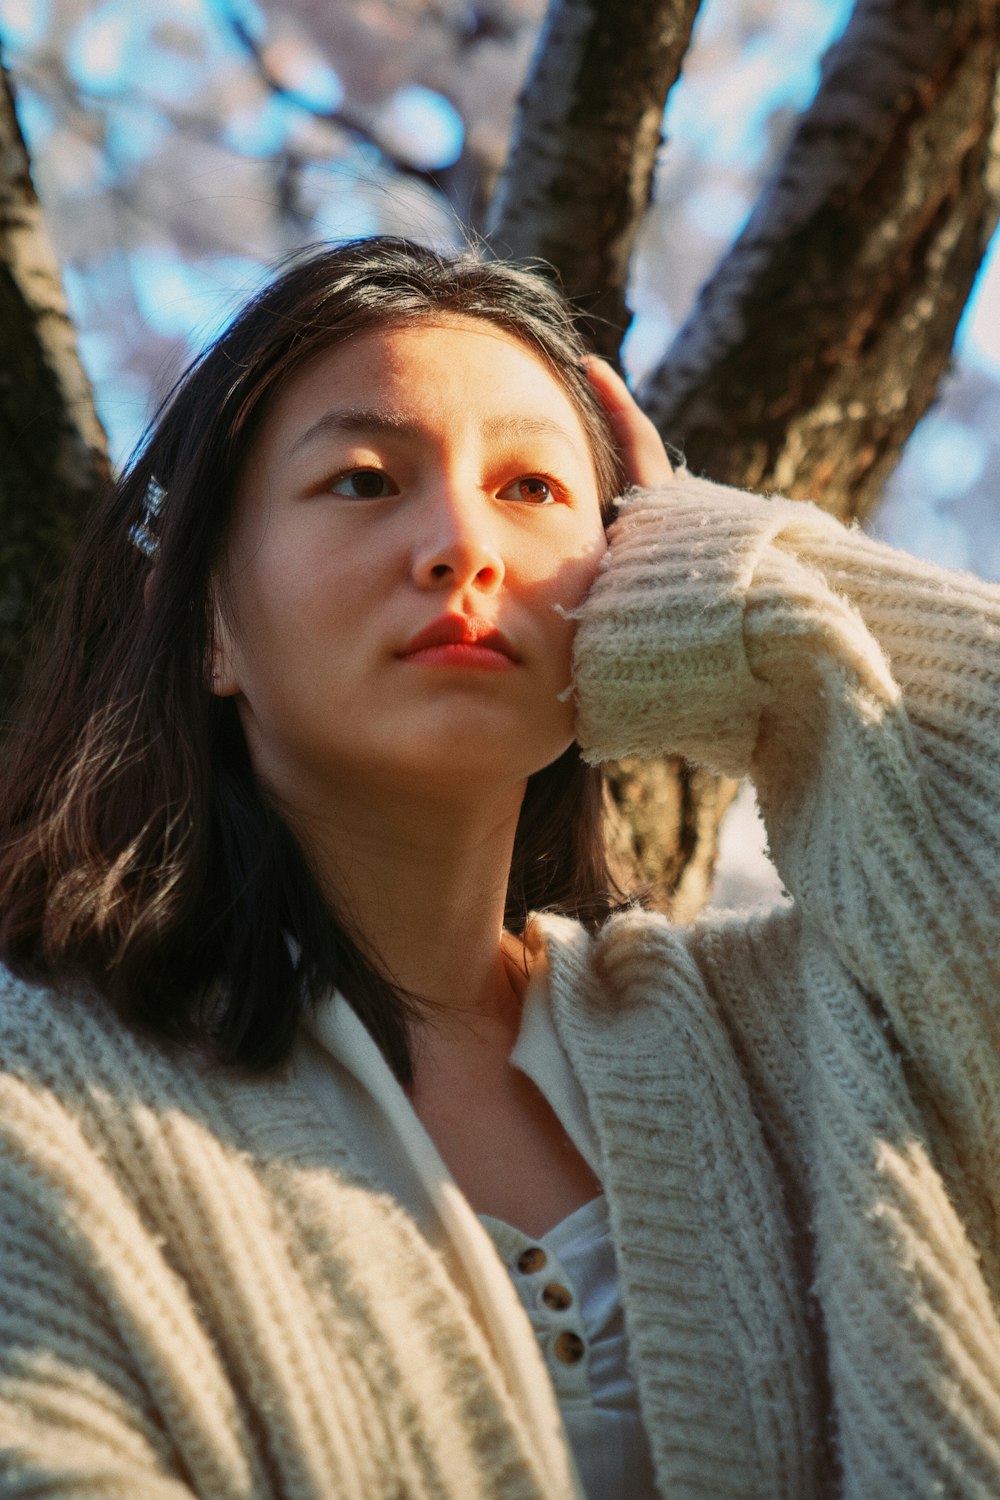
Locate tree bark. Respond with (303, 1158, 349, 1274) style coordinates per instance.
(642, 0, 1000, 523)
(602, 758, 741, 923)
(485, 0, 702, 358)
(0, 54, 109, 718)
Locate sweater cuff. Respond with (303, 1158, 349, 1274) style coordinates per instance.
(570, 476, 819, 776)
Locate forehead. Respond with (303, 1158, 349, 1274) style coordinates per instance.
(258, 315, 593, 458)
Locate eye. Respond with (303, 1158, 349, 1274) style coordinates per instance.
(328, 468, 398, 499)
(498, 475, 558, 505)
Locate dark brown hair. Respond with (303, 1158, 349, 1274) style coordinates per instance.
(0, 237, 626, 1083)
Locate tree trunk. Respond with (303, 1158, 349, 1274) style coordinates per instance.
(486, 0, 702, 359)
(602, 758, 741, 923)
(643, 0, 1000, 523)
(492, 0, 1000, 916)
(0, 54, 109, 718)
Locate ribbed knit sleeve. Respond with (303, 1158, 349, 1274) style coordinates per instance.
(0, 992, 272, 1498)
(572, 475, 1000, 1211)
(571, 479, 776, 775)
(0, 1099, 223, 1498)
(0, 975, 564, 1500)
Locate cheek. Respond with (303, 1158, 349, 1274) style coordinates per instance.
(549, 525, 608, 612)
(528, 529, 607, 691)
(218, 556, 315, 699)
(234, 524, 336, 636)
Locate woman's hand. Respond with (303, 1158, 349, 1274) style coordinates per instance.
(585, 356, 675, 490)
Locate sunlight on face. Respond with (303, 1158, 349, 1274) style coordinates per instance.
(212, 316, 608, 817)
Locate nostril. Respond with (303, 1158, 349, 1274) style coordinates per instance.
(430, 563, 451, 580)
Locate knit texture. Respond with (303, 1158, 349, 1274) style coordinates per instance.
(3, 475, 1000, 1496)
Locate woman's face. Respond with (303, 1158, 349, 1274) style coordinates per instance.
(213, 315, 608, 811)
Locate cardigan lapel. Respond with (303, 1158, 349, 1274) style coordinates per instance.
(206, 1046, 574, 1499)
(533, 911, 823, 1500)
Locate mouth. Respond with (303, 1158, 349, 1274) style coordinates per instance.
(397, 614, 520, 669)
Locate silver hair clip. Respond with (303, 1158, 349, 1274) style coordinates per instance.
(129, 476, 166, 559)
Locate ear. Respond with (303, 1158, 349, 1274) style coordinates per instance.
(208, 578, 241, 698)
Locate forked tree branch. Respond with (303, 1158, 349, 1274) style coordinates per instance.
(486, 0, 703, 358)
(642, 0, 1000, 521)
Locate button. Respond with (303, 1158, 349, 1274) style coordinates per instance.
(516, 1246, 547, 1275)
(541, 1282, 572, 1311)
(553, 1331, 585, 1364)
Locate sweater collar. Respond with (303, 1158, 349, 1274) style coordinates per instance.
(527, 909, 816, 1498)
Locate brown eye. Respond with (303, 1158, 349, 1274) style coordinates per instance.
(330, 469, 397, 499)
(499, 475, 555, 504)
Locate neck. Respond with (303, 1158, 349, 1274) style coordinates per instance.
(281, 770, 530, 1038)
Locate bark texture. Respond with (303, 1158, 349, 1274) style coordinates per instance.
(602, 759, 741, 923)
(642, 0, 1000, 523)
(485, 0, 701, 358)
(0, 56, 108, 718)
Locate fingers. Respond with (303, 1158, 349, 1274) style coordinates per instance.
(585, 356, 674, 491)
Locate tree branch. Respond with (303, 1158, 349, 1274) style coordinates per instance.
(221, 6, 456, 199)
(641, 0, 1000, 521)
(485, 0, 702, 357)
(0, 55, 109, 717)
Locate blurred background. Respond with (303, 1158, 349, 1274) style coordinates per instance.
(2, 0, 997, 905)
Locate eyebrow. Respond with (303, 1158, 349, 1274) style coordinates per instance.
(286, 407, 581, 458)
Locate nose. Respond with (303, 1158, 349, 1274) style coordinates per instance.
(411, 490, 505, 593)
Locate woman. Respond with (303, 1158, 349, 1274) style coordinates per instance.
(1, 237, 998, 1499)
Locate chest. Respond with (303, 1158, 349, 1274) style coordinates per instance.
(407, 1046, 602, 1239)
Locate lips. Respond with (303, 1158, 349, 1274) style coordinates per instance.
(398, 614, 519, 663)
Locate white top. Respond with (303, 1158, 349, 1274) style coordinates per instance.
(292, 962, 659, 1500)
(481, 1196, 659, 1499)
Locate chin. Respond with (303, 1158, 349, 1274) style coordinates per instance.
(387, 703, 572, 767)
(372, 726, 573, 792)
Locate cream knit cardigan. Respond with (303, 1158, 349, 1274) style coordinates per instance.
(3, 477, 1000, 1498)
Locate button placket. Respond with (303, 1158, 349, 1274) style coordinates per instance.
(506, 1236, 590, 1402)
